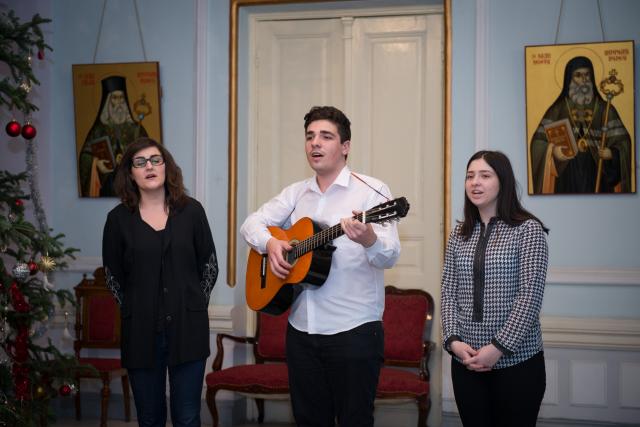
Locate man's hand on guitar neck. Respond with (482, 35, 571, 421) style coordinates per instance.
(266, 237, 293, 279)
(341, 210, 377, 248)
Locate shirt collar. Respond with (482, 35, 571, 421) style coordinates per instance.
(306, 165, 351, 193)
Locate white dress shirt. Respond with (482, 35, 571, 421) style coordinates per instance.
(240, 166, 401, 334)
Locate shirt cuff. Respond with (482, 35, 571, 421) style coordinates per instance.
(255, 230, 276, 254)
(444, 335, 461, 355)
(491, 337, 513, 356)
(364, 235, 382, 256)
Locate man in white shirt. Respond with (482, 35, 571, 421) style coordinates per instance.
(240, 106, 401, 426)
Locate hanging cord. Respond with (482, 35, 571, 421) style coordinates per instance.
(133, 0, 148, 61)
(554, 0, 564, 44)
(350, 172, 391, 201)
(92, 0, 108, 63)
(555, 0, 606, 44)
(596, 0, 606, 42)
(93, 0, 148, 63)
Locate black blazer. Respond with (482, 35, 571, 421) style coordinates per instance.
(102, 197, 218, 368)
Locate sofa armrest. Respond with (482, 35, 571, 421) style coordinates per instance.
(420, 341, 435, 381)
(212, 333, 257, 371)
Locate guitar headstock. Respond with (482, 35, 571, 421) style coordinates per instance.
(361, 197, 410, 225)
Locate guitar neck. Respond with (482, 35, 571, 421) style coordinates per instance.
(292, 212, 364, 259)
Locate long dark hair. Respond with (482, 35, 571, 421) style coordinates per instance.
(113, 137, 188, 212)
(459, 150, 548, 238)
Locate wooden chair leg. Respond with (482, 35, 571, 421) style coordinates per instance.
(121, 375, 131, 422)
(417, 395, 430, 427)
(74, 379, 81, 420)
(206, 388, 220, 427)
(256, 398, 265, 423)
(100, 377, 111, 427)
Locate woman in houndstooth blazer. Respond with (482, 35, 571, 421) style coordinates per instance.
(441, 150, 549, 427)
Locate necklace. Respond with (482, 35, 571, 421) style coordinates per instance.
(565, 98, 598, 152)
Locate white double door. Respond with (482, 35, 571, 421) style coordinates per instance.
(247, 8, 444, 424)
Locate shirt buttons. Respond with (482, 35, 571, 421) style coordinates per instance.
(166, 315, 172, 322)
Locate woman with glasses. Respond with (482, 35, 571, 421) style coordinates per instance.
(102, 137, 218, 427)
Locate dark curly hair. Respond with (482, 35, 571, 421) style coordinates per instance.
(304, 106, 351, 160)
(304, 105, 351, 143)
(113, 137, 188, 212)
(460, 150, 548, 238)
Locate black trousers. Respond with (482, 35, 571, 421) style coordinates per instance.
(451, 351, 546, 427)
(286, 321, 384, 427)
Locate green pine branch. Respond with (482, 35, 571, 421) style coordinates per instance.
(0, 10, 89, 426)
(0, 10, 52, 114)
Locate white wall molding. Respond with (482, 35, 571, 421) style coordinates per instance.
(65, 258, 640, 287)
(51, 302, 74, 327)
(208, 304, 233, 333)
(474, 0, 489, 151)
(546, 267, 640, 286)
(63, 256, 101, 273)
(542, 316, 640, 351)
(194, 0, 209, 204)
(50, 302, 234, 333)
(250, 5, 442, 22)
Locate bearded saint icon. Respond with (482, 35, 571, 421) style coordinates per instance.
(529, 56, 632, 194)
(78, 75, 148, 197)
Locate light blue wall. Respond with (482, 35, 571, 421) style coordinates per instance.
(49, 0, 198, 254)
(452, 0, 640, 318)
(2, 0, 638, 317)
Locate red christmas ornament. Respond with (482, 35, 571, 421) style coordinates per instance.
(15, 199, 24, 207)
(37, 49, 44, 60)
(21, 123, 37, 140)
(59, 384, 72, 396)
(28, 261, 39, 275)
(6, 119, 21, 137)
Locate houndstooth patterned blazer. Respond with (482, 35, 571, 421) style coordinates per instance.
(441, 218, 548, 369)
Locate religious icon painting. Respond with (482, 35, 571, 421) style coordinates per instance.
(72, 62, 163, 197)
(525, 41, 635, 195)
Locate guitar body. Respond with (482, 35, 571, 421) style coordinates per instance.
(245, 196, 410, 315)
(246, 217, 335, 315)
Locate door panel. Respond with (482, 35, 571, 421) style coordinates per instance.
(254, 19, 344, 207)
(350, 15, 443, 299)
(250, 12, 443, 425)
(254, 15, 443, 298)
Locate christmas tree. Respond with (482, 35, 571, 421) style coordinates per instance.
(1, 10, 82, 427)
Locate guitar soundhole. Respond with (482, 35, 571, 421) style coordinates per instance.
(286, 240, 299, 266)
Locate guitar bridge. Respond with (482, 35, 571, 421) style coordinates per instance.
(260, 255, 267, 289)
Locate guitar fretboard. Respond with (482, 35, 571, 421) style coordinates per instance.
(291, 212, 364, 259)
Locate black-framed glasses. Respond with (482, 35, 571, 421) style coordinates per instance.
(132, 155, 164, 168)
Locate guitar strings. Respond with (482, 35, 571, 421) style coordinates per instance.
(291, 200, 399, 259)
(291, 174, 393, 258)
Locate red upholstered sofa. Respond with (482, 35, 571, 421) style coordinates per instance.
(205, 285, 434, 426)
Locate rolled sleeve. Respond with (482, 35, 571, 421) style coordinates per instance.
(440, 228, 461, 348)
(240, 183, 305, 253)
(364, 222, 400, 268)
(493, 220, 548, 353)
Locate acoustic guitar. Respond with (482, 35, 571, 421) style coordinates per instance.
(246, 197, 410, 315)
